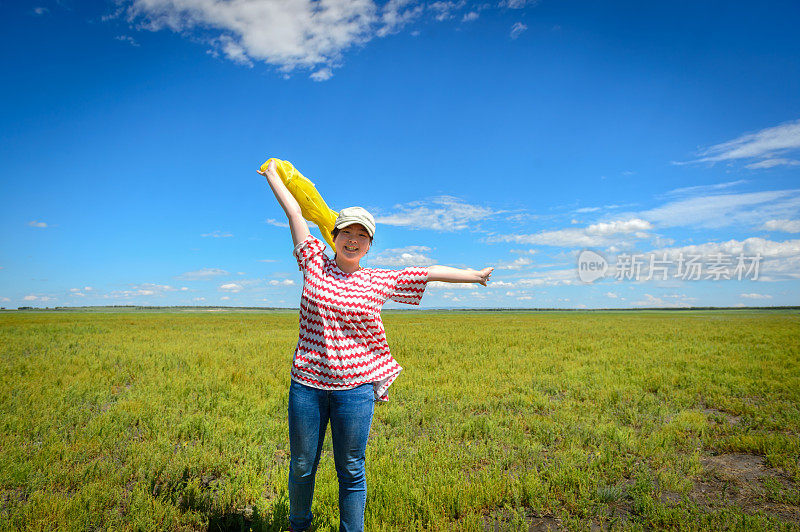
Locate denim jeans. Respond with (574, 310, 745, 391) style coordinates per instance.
(287, 380, 375, 532)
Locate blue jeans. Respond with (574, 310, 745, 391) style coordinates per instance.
(287, 380, 375, 532)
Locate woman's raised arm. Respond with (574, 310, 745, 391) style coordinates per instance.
(257, 160, 310, 247)
(427, 265, 494, 286)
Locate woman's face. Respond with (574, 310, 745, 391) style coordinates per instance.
(334, 224, 371, 264)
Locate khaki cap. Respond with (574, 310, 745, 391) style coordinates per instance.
(334, 207, 376, 237)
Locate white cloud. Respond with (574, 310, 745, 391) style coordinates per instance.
(32, 7, 49, 15)
(638, 189, 800, 229)
(429, 1, 466, 21)
(740, 293, 772, 299)
(587, 219, 651, 235)
(268, 279, 296, 286)
(0, 297, 10, 303)
(220, 296, 231, 300)
(574, 188, 800, 233)
(113, 0, 540, 78)
(605, 292, 618, 298)
(428, 281, 477, 290)
(68, 287, 91, 297)
(136, 283, 177, 292)
(23, 295, 55, 302)
(510, 22, 527, 39)
(103, 283, 180, 299)
(377, 196, 499, 231)
(496, 257, 534, 270)
(681, 118, 800, 168)
(310, 68, 333, 81)
(761, 219, 800, 233)
(258, 259, 278, 263)
(488, 268, 578, 288)
(178, 267, 229, 280)
(633, 294, 665, 307)
(115, 35, 140, 46)
(632, 293, 695, 308)
(745, 158, 800, 170)
(652, 237, 800, 261)
(28, 221, 48, 228)
(126, 0, 378, 76)
(217, 35, 252, 65)
(369, 245, 435, 267)
(489, 218, 651, 248)
(516, 272, 578, 286)
(194, 297, 206, 301)
(571, 203, 629, 215)
(650, 236, 675, 248)
(505, 212, 540, 223)
(202, 230, 233, 238)
(663, 180, 747, 197)
(220, 283, 243, 292)
(124, 0, 461, 77)
(377, 0, 424, 37)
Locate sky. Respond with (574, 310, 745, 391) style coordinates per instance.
(1, 0, 799, 309)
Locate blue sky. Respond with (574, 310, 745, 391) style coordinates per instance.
(2, 0, 799, 309)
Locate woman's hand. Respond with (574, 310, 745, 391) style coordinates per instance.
(257, 159, 277, 178)
(478, 267, 494, 286)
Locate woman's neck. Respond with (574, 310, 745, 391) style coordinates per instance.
(334, 253, 361, 274)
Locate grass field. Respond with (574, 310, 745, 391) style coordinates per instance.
(1, 310, 798, 531)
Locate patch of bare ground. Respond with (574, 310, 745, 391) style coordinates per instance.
(663, 453, 799, 525)
(480, 508, 631, 532)
(0, 487, 28, 509)
(481, 509, 563, 531)
(702, 407, 742, 427)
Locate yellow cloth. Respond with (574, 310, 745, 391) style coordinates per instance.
(260, 158, 339, 250)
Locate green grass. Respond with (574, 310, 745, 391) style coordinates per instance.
(1, 310, 798, 531)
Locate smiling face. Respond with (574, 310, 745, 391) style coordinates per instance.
(332, 223, 372, 268)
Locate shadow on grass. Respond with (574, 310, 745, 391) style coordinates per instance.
(207, 493, 311, 532)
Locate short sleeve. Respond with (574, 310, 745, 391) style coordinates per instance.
(385, 266, 428, 305)
(293, 235, 326, 272)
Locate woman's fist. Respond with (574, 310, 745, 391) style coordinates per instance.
(478, 267, 494, 286)
(257, 159, 277, 177)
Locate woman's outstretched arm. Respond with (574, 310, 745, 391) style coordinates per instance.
(427, 265, 494, 286)
(257, 160, 310, 247)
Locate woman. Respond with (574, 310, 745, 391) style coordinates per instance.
(258, 160, 493, 532)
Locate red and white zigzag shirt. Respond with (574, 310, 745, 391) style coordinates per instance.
(291, 234, 428, 401)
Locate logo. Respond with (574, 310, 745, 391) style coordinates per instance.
(577, 249, 608, 283)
